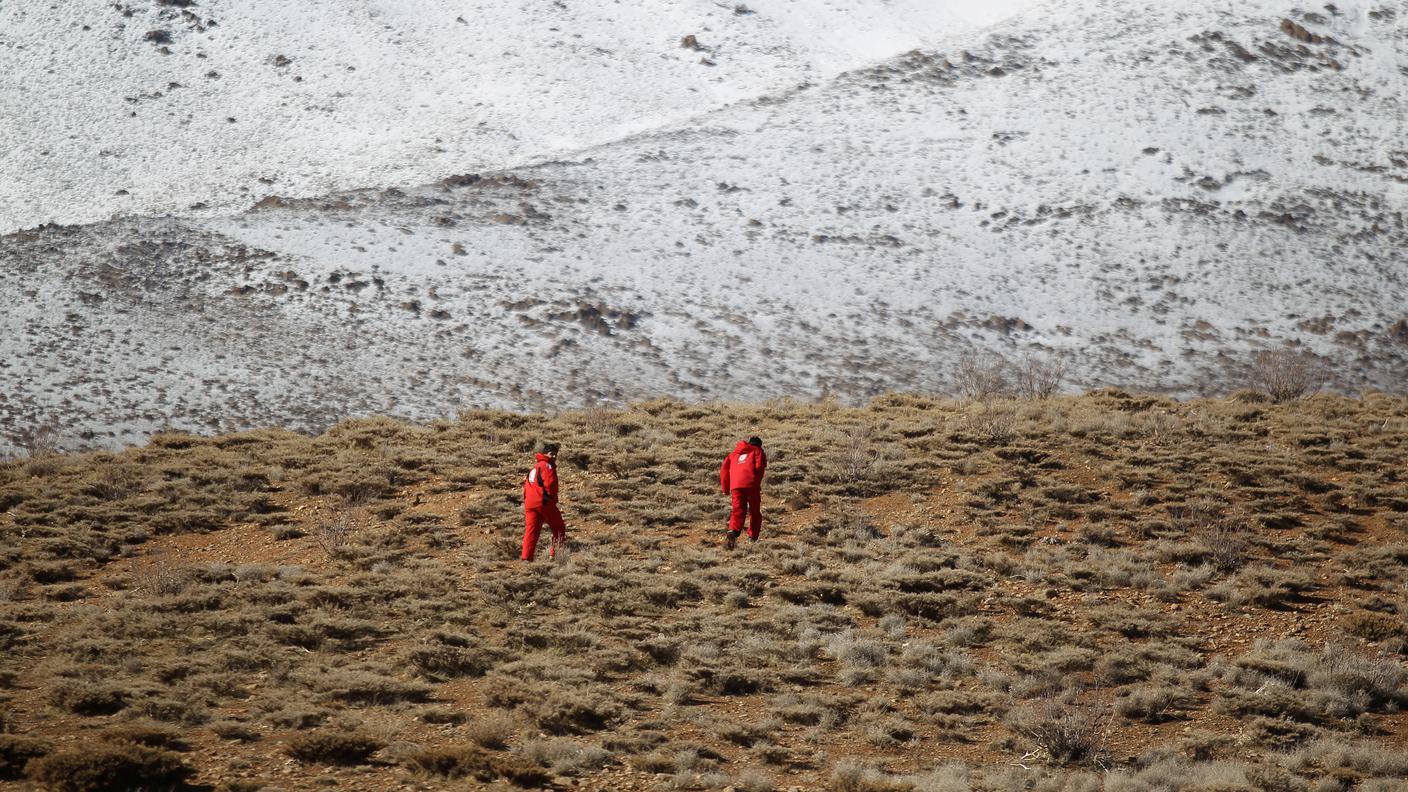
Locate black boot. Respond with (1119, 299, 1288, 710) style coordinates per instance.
(724, 531, 738, 550)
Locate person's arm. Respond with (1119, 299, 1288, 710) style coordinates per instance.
(720, 455, 730, 493)
(756, 449, 767, 483)
(541, 463, 558, 503)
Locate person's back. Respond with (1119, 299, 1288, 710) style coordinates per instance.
(719, 436, 767, 549)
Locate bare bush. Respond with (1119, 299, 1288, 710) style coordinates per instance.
(312, 513, 357, 557)
(7, 418, 61, 459)
(135, 550, 194, 597)
(1014, 353, 1069, 399)
(1007, 700, 1109, 765)
(953, 352, 1012, 402)
(1169, 500, 1248, 572)
(830, 425, 880, 484)
(1249, 347, 1328, 402)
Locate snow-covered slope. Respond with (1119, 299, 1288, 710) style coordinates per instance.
(0, 0, 1028, 234)
(2, 0, 1406, 451)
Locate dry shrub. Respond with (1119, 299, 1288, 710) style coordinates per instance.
(829, 425, 882, 485)
(25, 742, 192, 792)
(953, 352, 1012, 402)
(1169, 500, 1248, 572)
(1344, 612, 1407, 642)
(465, 712, 519, 750)
(403, 743, 550, 786)
(285, 731, 384, 765)
(1014, 353, 1069, 399)
(960, 404, 1016, 445)
(1208, 566, 1316, 609)
(529, 687, 623, 735)
(405, 640, 496, 680)
(519, 738, 612, 775)
(829, 760, 914, 792)
(98, 724, 189, 752)
(47, 681, 127, 716)
(1249, 347, 1328, 402)
(135, 550, 194, 596)
(312, 512, 356, 557)
(8, 418, 61, 459)
(0, 736, 50, 780)
(1006, 700, 1109, 765)
(1114, 683, 1191, 723)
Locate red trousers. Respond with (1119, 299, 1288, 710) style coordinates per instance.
(728, 487, 762, 539)
(522, 503, 566, 560)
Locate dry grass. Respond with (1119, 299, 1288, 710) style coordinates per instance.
(0, 393, 1406, 790)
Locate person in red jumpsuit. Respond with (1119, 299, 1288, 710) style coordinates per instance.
(719, 436, 767, 549)
(522, 442, 566, 561)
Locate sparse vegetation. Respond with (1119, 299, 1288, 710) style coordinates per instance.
(1, 393, 1406, 789)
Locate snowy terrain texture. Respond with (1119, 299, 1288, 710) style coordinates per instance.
(2, 0, 1406, 451)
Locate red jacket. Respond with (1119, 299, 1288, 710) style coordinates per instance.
(720, 441, 766, 492)
(523, 454, 559, 509)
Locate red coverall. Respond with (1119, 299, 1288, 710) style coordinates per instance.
(720, 440, 767, 540)
(522, 453, 566, 560)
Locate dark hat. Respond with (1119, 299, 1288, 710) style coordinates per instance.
(747, 436, 763, 448)
(539, 441, 561, 453)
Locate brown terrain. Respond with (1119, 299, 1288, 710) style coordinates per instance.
(1, 390, 1406, 791)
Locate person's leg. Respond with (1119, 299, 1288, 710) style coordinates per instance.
(545, 503, 566, 558)
(746, 487, 762, 541)
(521, 509, 542, 561)
(727, 489, 745, 548)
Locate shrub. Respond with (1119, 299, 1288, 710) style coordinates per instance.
(98, 724, 189, 752)
(1006, 700, 1108, 765)
(519, 738, 611, 775)
(529, 688, 623, 735)
(953, 352, 1012, 402)
(25, 743, 192, 792)
(47, 681, 127, 716)
(403, 743, 550, 785)
(405, 641, 495, 680)
(1114, 683, 1191, 723)
(311, 513, 356, 557)
(0, 736, 50, 780)
(285, 731, 384, 765)
(1249, 347, 1328, 402)
(465, 712, 518, 749)
(1014, 353, 1069, 399)
(960, 404, 1016, 445)
(829, 760, 914, 792)
(828, 425, 883, 487)
(1208, 566, 1316, 608)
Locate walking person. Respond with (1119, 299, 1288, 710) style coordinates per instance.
(522, 442, 567, 561)
(720, 436, 767, 549)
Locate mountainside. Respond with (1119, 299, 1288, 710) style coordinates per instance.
(0, 0, 1021, 233)
(1, 394, 1406, 790)
(3, 0, 1407, 451)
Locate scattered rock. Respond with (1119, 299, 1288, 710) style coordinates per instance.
(680, 34, 703, 50)
(1280, 18, 1325, 44)
(1388, 319, 1408, 345)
